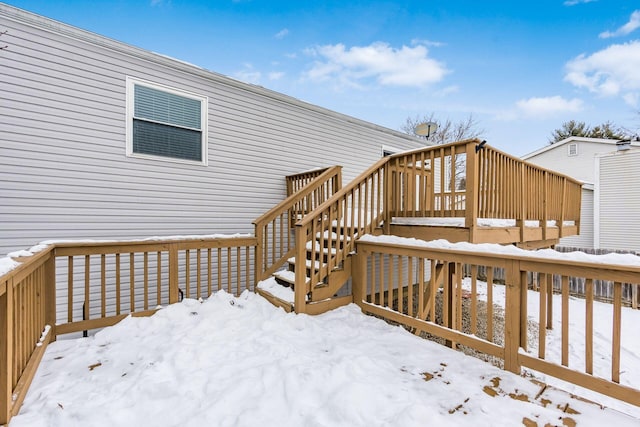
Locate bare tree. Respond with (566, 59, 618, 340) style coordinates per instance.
(400, 113, 484, 145)
(401, 113, 484, 191)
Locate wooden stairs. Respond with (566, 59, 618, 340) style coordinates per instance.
(253, 139, 583, 315)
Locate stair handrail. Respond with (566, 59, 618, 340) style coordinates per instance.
(253, 165, 342, 282)
(293, 156, 390, 310)
(291, 139, 583, 312)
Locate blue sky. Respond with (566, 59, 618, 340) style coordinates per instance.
(5, 0, 640, 155)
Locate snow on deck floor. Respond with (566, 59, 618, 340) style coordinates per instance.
(12, 291, 638, 427)
(391, 217, 575, 228)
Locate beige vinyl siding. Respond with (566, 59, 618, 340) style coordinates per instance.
(559, 188, 593, 249)
(598, 151, 640, 251)
(0, 5, 424, 256)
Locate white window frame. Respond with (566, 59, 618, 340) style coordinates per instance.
(126, 76, 208, 166)
(567, 143, 578, 157)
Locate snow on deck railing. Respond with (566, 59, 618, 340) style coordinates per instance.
(353, 234, 640, 409)
(0, 233, 258, 425)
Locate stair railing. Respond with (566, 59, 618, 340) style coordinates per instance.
(253, 166, 342, 282)
(293, 157, 389, 310)
(292, 139, 583, 312)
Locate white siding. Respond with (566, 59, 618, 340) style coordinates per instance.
(598, 150, 640, 251)
(523, 140, 618, 184)
(559, 188, 593, 249)
(0, 6, 424, 255)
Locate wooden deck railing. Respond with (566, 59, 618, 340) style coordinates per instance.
(253, 166, 342, 282)
(293, 140, 582, 311)
(1, 249, 54, 426)
(388, 140, 582, 235)
(0, 235, 256, 425)
(476, 146, 582, 238)
(286, 167, 334, 196)
(294, 159, 387, 310)
(353, 238, 640, 408)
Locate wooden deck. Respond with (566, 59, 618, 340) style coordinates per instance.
(0, 139, 587, 425)
(389, 222, 579, 249)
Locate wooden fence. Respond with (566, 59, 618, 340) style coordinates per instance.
(0, 235, 256, 425)
(353, 239, 640, 408)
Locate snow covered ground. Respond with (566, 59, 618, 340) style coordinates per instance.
(11, 289, 639, 427)
(462, 277, 640, 418)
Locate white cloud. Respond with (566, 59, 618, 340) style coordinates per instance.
(410, 38, 445, 48)
(268, 71, 284, 80)
(564, 40, 640, 106)
(274, 28, 289, 40)
(599, 10, 640, 39)
(563, 0, 596, 6)
(303, 42, 448, 88)
(515, 96, 584, 117)
(234, 63, 261, 84)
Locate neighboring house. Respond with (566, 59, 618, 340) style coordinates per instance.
(522, 136, 640, 251)
(0, 4, 424, 256)
(595, 148, 640, 252)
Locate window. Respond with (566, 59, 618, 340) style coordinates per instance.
(126, 77, 208, 165)
(568, 143, 578, 157)
(381, 145, 398, 157)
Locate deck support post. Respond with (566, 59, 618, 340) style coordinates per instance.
(465, 141, 479, 242)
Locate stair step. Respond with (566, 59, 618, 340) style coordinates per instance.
(256, 277, 310, 311)
(273, 270, 304, 287)
(316, 231, 352, 242)
(287, 257, 323, 271)
(305, 241, 338, 255)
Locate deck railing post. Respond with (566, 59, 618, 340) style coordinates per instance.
(465, 141, 479, 241)
(504, 259, 522, 374)
(254, 225, 264, 284)
(383, 161, 392, 235)
(517, 163, 526, 242)
(0, 276, 14, 426)
(559, 178, 567, 238)
(294, 224, 307, 314)
(168, 244, 179, 304)
(542, 171, 548, 240)
(352, 246, 367, 306)
(44, 250, 57, 342)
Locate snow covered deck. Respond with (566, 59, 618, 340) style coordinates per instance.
(389, 217, 579, 249)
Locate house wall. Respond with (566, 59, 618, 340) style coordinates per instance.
(0, 5, 424, 256)
(597, 150, 640, 251)
(558, 188, 593, 249)
(523, 139, 619, 184)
